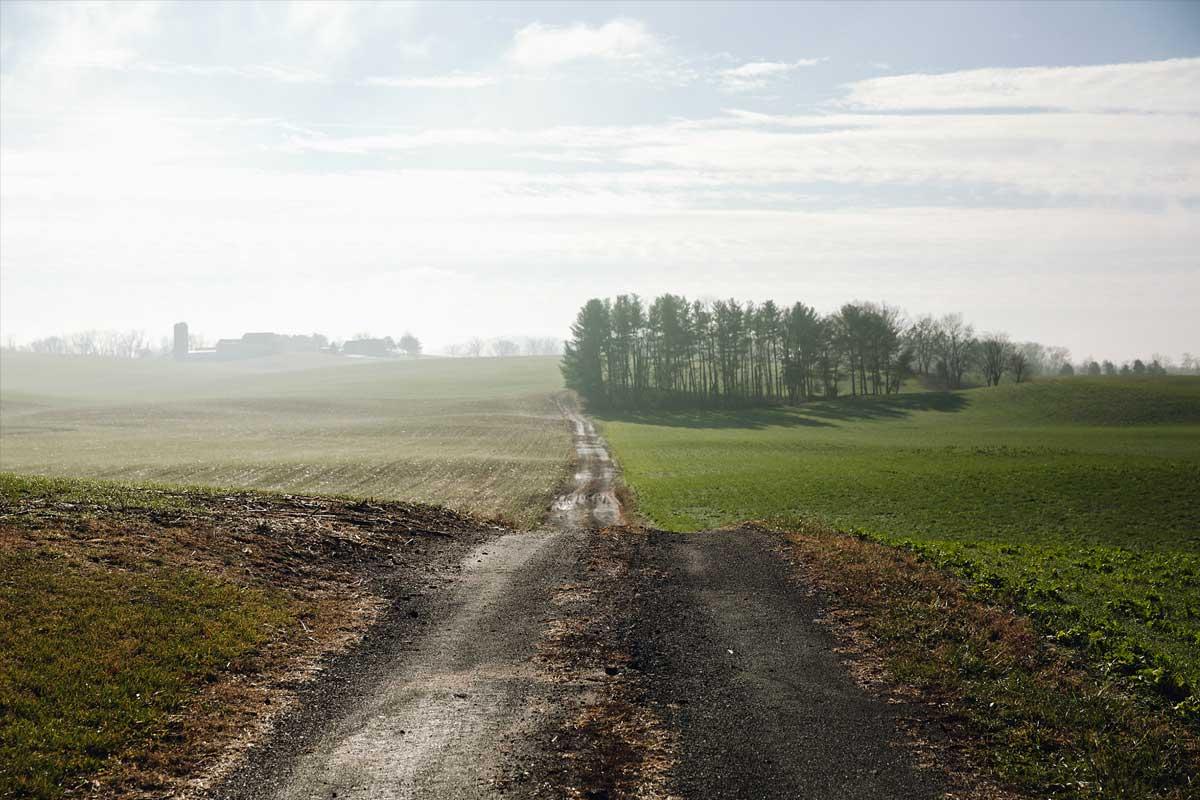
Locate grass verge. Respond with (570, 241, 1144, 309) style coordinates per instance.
(0, 548, 292, 797)
(778, 520, 1198, 800)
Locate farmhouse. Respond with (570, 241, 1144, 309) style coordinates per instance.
(173, 322, 328, 361)
(341, 337, 396, 357)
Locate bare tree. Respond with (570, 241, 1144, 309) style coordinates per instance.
(522, 336, 562, 356)
(108, 329, 147, 359)
(979, 333, 1012, 387)
(70, 330, 99, 356)
(491, 338, 519, 358)
(29, 336, 67, 354)
(1008, 350, 1030, 383)
(905, 314, 940, 376)
(1044, 346, 1072, 374)
(935, 313, 976, 389)
(465, 337, 484, 358)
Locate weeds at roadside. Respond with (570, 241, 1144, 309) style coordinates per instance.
(776, 520, 1198, 800)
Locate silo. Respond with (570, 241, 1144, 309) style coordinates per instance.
(173, 322, 189, 360)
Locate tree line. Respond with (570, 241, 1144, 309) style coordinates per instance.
(1070, 358, 1172, 377)
(444, 336, 562, 358)
(559, 294, 1191, 409)
(15, 329, 153, 359)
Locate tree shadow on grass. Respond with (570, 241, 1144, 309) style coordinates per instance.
(594, 391, 970, 430)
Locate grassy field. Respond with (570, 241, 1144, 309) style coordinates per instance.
(0, 545, 292, 797)
(599, 377, 1200, 722)
(0, 353, 570, 527)
(0, 474, 487, 798)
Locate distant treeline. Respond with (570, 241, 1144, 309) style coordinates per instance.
(443, 336, 562, 358)
(560, 295, 1196, 409)
(13, 329, 153, 359)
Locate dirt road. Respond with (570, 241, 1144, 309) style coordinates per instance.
(219, 407, 943, 798)
(623, 529, 943, 799)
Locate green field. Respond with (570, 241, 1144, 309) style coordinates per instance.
(599, 377, 1200, 717)
(0, 353, 570, 527)
(0, 545, 292, 798)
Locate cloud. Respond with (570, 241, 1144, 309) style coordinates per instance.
(23, 0, 160, 70)
(363, 72, 497, 89)
(3, 155, 1196, 357)
(284, 0, 362, 55)
(129, 62, 328, 83)
(718, 59, 822, 92)
(273, 104, 1199, 201)
(841, 58, 1200, 113)
(507, 18, 658, 69)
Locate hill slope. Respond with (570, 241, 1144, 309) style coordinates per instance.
(0, 353, 570, 527)
(599, 377, 1200, 721)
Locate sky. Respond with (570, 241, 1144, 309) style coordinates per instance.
(1, 0, 1198, 361)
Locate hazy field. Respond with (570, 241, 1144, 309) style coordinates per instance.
(0, 353, 571, 527)
(600, 377, 1200, 717)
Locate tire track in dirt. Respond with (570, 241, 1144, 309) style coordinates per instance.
(218, 401, 619, 799)
(551, 400, 623, 529)
(220, 404, 947, 799)
(623, 528, 945, 799)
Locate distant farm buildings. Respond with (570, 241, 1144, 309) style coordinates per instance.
(173, 322, 330, 361)
(214, 331, 328, 359)
(171, 322, 408, 361)
(341, 337, 396, 357)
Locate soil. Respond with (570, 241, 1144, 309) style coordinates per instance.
(212, 407, 945, 799)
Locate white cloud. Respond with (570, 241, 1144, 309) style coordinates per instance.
(396, 36, 436, 60)
(841, 58, 1200, 113)
(3, 156, 1196, 357)
(273, 106, 1199, 200)
(718, 59, 822, 92)
(507, 18, 657, 69)
(363, 72, 497, 89)
(28, 0, 159, 70)
(284, 1, 362, 55)
(130, 62, 328, 83)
